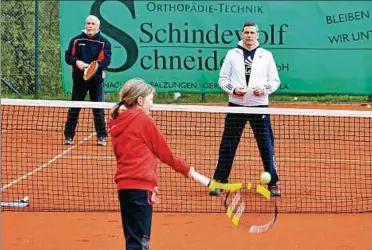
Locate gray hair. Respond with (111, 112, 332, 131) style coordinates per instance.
(85, 15, 100, 26)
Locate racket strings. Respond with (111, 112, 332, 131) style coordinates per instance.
(224, 189, 277, 233)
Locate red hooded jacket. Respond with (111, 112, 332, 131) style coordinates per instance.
(108, 108, 190, 192)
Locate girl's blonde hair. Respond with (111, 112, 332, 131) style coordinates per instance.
(110, 78, 155, 119)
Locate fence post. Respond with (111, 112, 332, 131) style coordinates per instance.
(34, 0, 40, 94)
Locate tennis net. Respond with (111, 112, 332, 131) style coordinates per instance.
(1, 98, 372, 213)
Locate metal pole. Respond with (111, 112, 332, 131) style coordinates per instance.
(0, 0, 2, 98)
(34, 0, 40, 94)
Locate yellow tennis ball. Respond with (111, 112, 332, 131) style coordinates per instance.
(367, 104, 371, 109)
(260, 172, 271, 184)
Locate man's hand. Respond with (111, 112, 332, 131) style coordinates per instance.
(76, 60, 88, 71)
(253, 87, 266, 96)
(233, 87, 247, 96)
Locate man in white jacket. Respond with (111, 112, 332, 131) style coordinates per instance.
(210, 21, 281, 197)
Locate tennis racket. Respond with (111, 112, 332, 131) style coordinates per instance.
(83, 61, 99, 81)
(223, 183, 278, 233)
(189, 169, 278, 234)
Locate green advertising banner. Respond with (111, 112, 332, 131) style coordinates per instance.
(60, 1, 372, 94)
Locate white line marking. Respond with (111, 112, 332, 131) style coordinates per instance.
(1, 133, 96, 191)
(278, 157, 372, 164)
(66, 155, 371, 164)
(69, 155, 114, 160)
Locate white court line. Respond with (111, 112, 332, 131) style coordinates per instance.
(277, 157, 371, 164)
(69, 155, 114, 160)
(67, 155, 370, 164)
(1, 133, 96, 191)
(233, 156, 371, 164)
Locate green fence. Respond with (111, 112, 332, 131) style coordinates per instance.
(1, 0, 61, 95)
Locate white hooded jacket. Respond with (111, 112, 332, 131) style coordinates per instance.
(219, 41, 280, 106)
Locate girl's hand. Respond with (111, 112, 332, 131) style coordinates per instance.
(151, 187, 160, 205)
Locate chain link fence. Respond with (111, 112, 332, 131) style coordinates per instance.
(1, 0, 61, 96)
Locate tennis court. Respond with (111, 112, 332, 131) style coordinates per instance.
(1, 100, 372, 249)
(3, 212, 372, 249)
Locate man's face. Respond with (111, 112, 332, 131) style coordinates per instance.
(85, 19, 99, 37)
(242, 26, 258, 47)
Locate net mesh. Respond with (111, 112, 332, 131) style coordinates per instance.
(1, 99, 372, 213)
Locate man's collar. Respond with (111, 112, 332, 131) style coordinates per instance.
(81, 29, 100, 39)
(237, 40, 260, 51)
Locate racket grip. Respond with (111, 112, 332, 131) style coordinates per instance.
(189, 168, 211, 187)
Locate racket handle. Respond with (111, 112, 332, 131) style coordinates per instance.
(189, 168, 211, 187)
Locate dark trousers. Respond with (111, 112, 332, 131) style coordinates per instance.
(64, 75, 107, 139)
(119, 189, 153, 250)
(213, 102, 279, 186)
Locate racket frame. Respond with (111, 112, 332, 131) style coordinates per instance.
(83, 61, 99, 81)
(189, 169, 278, 233)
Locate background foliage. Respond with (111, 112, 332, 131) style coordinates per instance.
(1, 0, 61, 95)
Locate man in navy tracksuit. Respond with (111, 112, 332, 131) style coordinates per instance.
(209, 21, 281, 197)
(64, 15, 111, 146)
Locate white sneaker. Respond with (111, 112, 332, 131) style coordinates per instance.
(64, 138, 74, 145)
(97, 137, 107, 146)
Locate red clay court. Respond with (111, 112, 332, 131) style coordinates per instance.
(2, 101, 372, 249)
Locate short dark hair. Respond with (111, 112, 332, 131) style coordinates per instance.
(242, 21, 259, 32)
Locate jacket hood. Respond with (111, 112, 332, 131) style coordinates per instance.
(108, 109, 143, 138)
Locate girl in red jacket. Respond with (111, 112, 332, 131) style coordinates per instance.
(108, 78, 194, 250)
